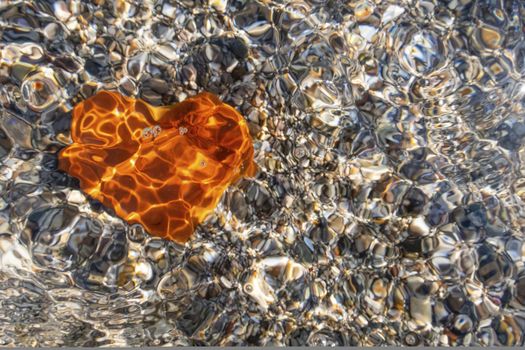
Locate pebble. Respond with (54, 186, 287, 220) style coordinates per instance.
(53, 1, 71, 22)
(409, 216, 430, 236)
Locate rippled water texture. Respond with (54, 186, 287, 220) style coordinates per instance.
(1, 0, 525, 346)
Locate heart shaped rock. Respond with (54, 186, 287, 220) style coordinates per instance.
(58, 91, 256, 243)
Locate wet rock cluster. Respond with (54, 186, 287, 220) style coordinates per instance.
(0, 0, 524, 346)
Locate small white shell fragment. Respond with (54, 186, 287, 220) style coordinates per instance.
(382, 5, 405, 24)
(243, 270, 275, 310)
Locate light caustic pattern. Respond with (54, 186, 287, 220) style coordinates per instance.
(58, 91, 257, 243)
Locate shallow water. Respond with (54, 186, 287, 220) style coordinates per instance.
(0, 0, 525, 346)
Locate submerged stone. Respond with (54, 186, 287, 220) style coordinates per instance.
(58, 91, 257, 243)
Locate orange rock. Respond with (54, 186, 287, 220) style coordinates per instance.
(58, 91, 257, 243)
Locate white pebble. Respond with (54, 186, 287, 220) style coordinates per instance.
(53, 1, 71, 22)
(409, 216, 430, 236)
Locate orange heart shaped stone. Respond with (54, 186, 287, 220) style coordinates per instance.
(58, 91, 257, 243)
